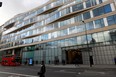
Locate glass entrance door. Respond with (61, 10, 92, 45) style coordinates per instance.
(65, 49, 83, 64)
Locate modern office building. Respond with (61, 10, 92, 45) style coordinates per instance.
(0, 0, 116, 65)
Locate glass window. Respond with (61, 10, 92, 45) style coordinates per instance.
(69, 37, 77, 46)
(54, 23, 59, 29)
(29, 30, 33, 35)
(66, 7, 71, 14)
(60, 21, 65, 27)
(86, 0, 91, 8)
(33, 37, 38, 42)
(86, 0, 96, 8)
(83, 12, 91, 20)
(93, 8, 99, 16)
(78, 3, 83, 10)
(81, 35, 87, 44)
(65, 39, 69, 46)
(51, 32, 57, 38)
(77, 25, 84, 33)
(94, 18, 104, 28)
(104, 4, 111, 13)
(99, 7, 104, 15)
(74, 15, 82, 22)
(33, 29, 37, 35)
(47, 25, 54, 30)
(57, 40, 61, 47)
(72, 3, 83, 12)
(41, 34, 48, 40)
(48, 33, 51, 39)
(86, 21, 94, 30)
(104, 31, 111, 42)
(91, 0, 97, 6)
(77, 36, 82, 45)
(63, 21, 68, 26)
(69, 26, 77, 34)
(66, 19, 71, 25)
(60, 29, 68, 36)
(57, 31, 60, 37)
(107, 15, 116, 26)
(109, 29, 116, 41)
(70, 18, 75, 24)
(60, 40, 65, 47)
(114, 14, 116, 23)
(97, 32, 105, 42)
(93, 4, 112, 17)
(55, 12, 60, 18)
(72, 4, 79, 12)
(61, 9, 67, 16)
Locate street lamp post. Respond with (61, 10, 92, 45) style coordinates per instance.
(82, 20, 93, 67)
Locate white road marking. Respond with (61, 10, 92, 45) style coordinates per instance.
(0, 71, 38, 77)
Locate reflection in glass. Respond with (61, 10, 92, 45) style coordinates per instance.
(95, 18, 104, 28)
(97, 32, 105, 42)
(86, 21, 94, 30)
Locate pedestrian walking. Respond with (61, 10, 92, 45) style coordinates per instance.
(38, 61, 46, 77)
(62, 59, 65, 65)
(114, 57, 116, 65)
(49, 60, 51, 64)
(74, 59, 79, 66)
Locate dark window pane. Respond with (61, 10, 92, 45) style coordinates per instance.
(83, 12, 91, 20)
(72, 4, 78, 11)
(107, 15, 115, 25)
(100, 19, 105, 27)
(77, 3, 83, 10)
(113, 14, 116, 23)
(86, 0, 96, 8)
(93, 8, 99, 16)
(72, 3, 83, 11)
(104, 4, 112, 13)
(86, 0, 91, 8)
(99, 7, 104, 15)
(93, 4, 112, 17)
(91, 0, 97, 6)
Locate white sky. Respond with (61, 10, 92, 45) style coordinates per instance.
(0, 0, 49, 26)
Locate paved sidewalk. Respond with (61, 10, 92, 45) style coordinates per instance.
(37, 64, 116, 69)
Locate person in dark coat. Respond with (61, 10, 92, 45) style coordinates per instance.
(38, 61, 46, 77)
(114, 57, 116, 65)
(62, 59, 65, 65)
(74, 59, 79, 66)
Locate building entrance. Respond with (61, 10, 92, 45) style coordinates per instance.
(65, 49, 83, 64)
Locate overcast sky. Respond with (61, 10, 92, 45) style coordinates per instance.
(0, 0, 49, 26)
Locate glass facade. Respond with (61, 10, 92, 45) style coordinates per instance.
(107, 14, 116, 26)
(94, 18, 104, 28)
(93, 4, 112, 17)
(0, 0, 116, 65)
